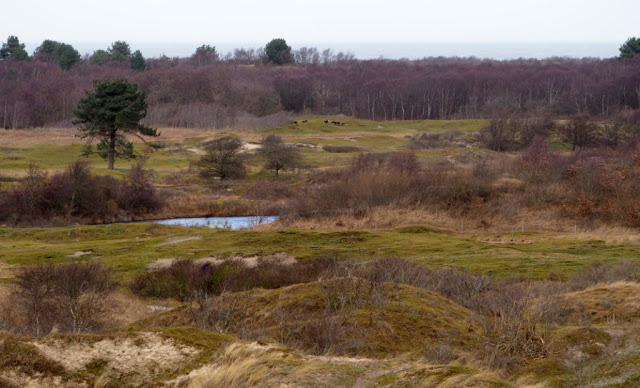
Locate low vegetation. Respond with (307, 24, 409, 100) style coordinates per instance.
(3, 115, 640, 386)
(0, 160, 163, 225)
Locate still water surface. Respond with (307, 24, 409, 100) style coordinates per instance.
(151, 216, 278, 229)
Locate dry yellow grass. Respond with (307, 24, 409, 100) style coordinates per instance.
(187, 342, 508, 388)
(0, 127, 225, 146)
(101, 292, 154, 329)
(265, 206, 640, 242)
(535, 281, 640, 324)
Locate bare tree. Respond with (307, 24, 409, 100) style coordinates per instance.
(53, 262, 114, 333)
(11, 264, 57, 336)
(560, 115, 598, 151)
(259, 134, 301, 177)
(196, 136, 247, 180)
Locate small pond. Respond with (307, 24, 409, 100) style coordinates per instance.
(149, 216, 278, 229)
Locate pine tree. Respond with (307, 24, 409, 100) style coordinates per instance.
(73, 79, 158, 170)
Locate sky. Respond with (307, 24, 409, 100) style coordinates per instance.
(3, 0, 639, 58)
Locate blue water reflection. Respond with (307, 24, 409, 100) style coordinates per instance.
(151, 216, 278, 229)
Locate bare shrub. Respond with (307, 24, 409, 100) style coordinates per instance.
(318, 277, 381, 312)
(196, 136, 247, 180)
(204, 292, 245, 333)
(432, 268, 493, 309)
(432, 171, 494, 214)
(9, 262, 114, 335)
(1, 160, 164, 225)
(559, 115, 599, 151)
(259, 134, 301, 177)
(130, 259, 227, 301)
(51, 262, 115, 333)
(322, 145, 361, 153)
(425, 343, 458, 364)
(10, 163, 48, 220)
(10, 264, 57, 337)
(117, 161, 164, 214)
(387, 152, 421, 175)
(130, 257, 338, 301)
(474, 280, 551, 368)
(59, 160, 94, 216)
(478, 118, 519, 151)
(517, 137, 553, 183)
(481, 307, 548, 369)
(350, 153, 388, 174)
(568, 260, 640, 290)
(479, 117, 554, 151)
(290, 315, 349, 355)
(364, 257, 434, 290)
(319, 258, 495, 313)
(517, 117, 554, 146)
(245, 180, 293, 200)
(407, 130, 463, 149)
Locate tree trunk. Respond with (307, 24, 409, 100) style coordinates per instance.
(108, 130, 116, 170)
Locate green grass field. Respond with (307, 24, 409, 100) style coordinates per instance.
(1, 223, 638, 282)
(0, 117, 487, 179)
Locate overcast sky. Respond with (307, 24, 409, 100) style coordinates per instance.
(3, 0, 639, 56)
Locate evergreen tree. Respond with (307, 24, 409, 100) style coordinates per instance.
(90, 49, 110, 65)
(73, 79, 158, 170)
(265, 38, 294, 65)
(191, 44, 218, 66)
(130, 50, 146, 71)
(0, 35, 29, 61)
(108, 41, 131, 62)
(619, 37, 640, 59)
(35, 40, 81, 70)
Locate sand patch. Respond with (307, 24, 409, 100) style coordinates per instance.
(0, 262, 15, 278)
(146, 258, 178, 270)
(197, 252, 297, 268)
(242, 142, 261, 150)
(66, 250, 93, 258)
(33, 332, 199, 378)
(187, 147, 205, 155)
(156, 235, 203, 246)
(146, 252, 297, 270)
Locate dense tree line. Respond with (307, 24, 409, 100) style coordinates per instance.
(2, 39, 640, 128)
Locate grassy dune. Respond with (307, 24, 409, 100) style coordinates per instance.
(0, 118, 486, 177)
(3, 118, 640, 387)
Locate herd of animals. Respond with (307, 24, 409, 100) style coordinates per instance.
(291, 119, 346, 125)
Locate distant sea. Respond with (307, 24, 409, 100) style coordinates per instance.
(25, 41, 620, 60)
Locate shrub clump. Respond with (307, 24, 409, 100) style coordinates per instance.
(0, 160, 164, 225)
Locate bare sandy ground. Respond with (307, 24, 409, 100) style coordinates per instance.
(146, 252, 297, 270)
(156, 235, 203, 247)
(33, 332, 198, 379)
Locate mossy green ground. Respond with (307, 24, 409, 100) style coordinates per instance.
(0, 117, 487, 179)
(1, 223, 638, 282)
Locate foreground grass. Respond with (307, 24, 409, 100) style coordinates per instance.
(1, 223, 639, 281)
